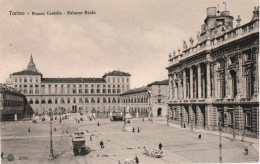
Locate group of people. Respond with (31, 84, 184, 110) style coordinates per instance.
(132, 127, 140, 133)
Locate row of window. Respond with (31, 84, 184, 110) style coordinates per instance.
(3, 100, 23, 107)
(29, 97, 121, 104)
(14, 78, 39, 83)
(122, 97, 149, 104)
(107, 77, 129, 83)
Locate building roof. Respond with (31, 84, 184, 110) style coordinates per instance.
(0, 84, 23, 96)
(103, 70, 131, 77)
(121, 86, 148, 96)
(41, 78, 106, 83)
(12, 70, 42, 76)
(147, 79, 169, 86)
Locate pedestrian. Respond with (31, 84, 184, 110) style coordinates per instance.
(244, 147, 249, 155)
(28, 128, 31, 132)
(159, 142, 162, 150)
(100, 140, 104, 148)
(142, 117, 144, 122)
(198, 132, 201, 139)
(183, 123, 186, 128)
(132, 127, 135, 133)
(137, 127, 140, 133)
(97, 122, 100, 126)
(54, 127, 56, 132)
(135, 156, 139, 164)
(1, 152, 4, 159)
(90, 136, 92, 141)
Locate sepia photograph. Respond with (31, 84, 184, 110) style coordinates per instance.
(0, 0, 259, 163)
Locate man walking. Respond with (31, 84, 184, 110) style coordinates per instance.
(159, 142, 162, 150)
(100, 140, 104, 149)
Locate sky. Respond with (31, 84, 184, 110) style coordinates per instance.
(0, 0, 258, 88)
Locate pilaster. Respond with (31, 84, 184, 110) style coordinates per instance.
(190, 67, 193, 99)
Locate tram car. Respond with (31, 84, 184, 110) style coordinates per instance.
(110, 112, 124, 121)
(72, 132, 87, 156)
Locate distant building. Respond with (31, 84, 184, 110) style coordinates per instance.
(120, 79, 169, 118)
(166, 7, 259, 138)
(0, 84, 27, 121)
(8, 55, 131, 114)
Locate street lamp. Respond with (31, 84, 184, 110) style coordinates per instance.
(219, 122, 222, 163)
(49, 109, 54, 159)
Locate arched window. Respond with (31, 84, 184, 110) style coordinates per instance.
(41, 99, 46, 104)
(85, 98, 89, 103)
(112, 98, 116, 103)
(91, 98, 95, 103)
(48, 99, 52, 104)
(245, 67, 254, 98)
(230, 70, 237, 98)
(35, 99, 39, 104)
(117, 77, 120, 83)
(60, 98, 65, 104)
(103, 98, 107, 103)
(79, 98, 83, 103)
(29, 99, 34, 104)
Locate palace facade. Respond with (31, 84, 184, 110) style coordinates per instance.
(120, 79, 169, 118)
(166, 7, 259, 138)
(9, 56, 131, 115)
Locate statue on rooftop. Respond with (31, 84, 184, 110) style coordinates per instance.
(183, 40, 188, 50)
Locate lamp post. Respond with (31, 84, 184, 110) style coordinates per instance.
(219, 122, 222, 163)
(49, 109, 54, 159)
(167, 106, 169, 126)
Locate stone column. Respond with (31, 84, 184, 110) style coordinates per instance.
(183, 70, 187, 99)
(190, 67, 194, 99)
(174, 74, 178, 100)
(197, 64, 202, 99)
(169, 76, 173, 100)
(206, 62, 211, 98)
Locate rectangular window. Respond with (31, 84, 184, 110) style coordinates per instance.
(117, 89, 120, 93)
(158, 99, 161, 103)
(20, 78, 22, 82)
(108, 89, 111, 93)
(244, 110, 251, 130)
(91, 89, 95, 93)
(97, 89, 100, 93)
(102, 89, 106, 93)
(15, 79, 17, 82)
(85, 89, 89, 93)
(113, 89, 116, 93)
(30, 79, 32, 82)
(73, 89, 77, 94)
(55, 99, 58, 104)
(79, 89, 82, 93)
(24, 78, 27, 82)
(67, 98, 70, 104)
(36, 79, 38, 82)
(73, 98, 76, 103)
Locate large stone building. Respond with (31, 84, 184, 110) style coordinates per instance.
(0, 84, 27, 121)
(9, 56, 131, 115)
(120, 79, 169, 118)
(166, 7, 259, 138)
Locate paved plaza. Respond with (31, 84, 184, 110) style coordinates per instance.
(1, 114, 259, 164)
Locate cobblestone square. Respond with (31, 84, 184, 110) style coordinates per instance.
(1, 115, 258, 163)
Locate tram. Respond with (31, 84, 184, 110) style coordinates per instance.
(72, 132, 87, 156)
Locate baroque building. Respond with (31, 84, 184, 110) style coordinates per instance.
(166, 7, 259, 138)
(9, 55, 131, 115)
(0, 84, 26, 121)
(120, 79, 169, 118)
